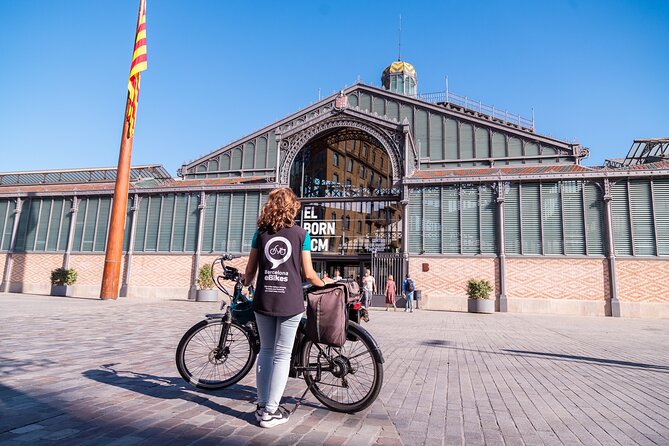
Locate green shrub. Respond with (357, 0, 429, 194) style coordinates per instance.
(197, 264, 215, 290)
(466, 278, 493, 300)
(50, 268, 77, 286)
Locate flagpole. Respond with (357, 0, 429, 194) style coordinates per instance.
(100, 0, 146, 300)
(100, 115, 134, 300)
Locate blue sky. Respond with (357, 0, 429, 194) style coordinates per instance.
(1, 0, 667, 176)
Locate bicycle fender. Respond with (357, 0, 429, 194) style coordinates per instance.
(351, 321, 385, 364)
(205, 313, 226, 319)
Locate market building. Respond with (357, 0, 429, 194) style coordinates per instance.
(1, 61, 668, 318)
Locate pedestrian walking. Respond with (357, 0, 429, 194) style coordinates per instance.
(332, 269, 342, 281)
(243, 188, 326, 428)
(403, 273, 416, 313)
(362, 269, 376, 308)
(384, 275, 397, 311)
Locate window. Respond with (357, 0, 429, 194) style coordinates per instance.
(289, 127, 394, 199)
(409, 184, 498, 255)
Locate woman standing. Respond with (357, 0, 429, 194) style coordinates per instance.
(243, 188, 325, 428)
(384, 275, 397, 312)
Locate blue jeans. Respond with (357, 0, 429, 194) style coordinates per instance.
(254, 311, 302, 413)
(362, 289, 372, 307)
(405, 291, 414, 310)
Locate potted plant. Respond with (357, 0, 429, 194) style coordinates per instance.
(50, 267, 77, 297)
(196, 263, 218, 302)
(466, 278, 494, 314)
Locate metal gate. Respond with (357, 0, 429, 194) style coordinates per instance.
(371, 252, 405, 301)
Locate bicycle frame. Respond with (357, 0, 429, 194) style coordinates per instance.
(207, 255, 383, 382)
(177, 254, 384, 413)
(208, 256, 259, 358)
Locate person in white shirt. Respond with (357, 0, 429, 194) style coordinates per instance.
(361, 269, 376, 308)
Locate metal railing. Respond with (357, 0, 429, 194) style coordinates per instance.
(419, 90, 534, 131)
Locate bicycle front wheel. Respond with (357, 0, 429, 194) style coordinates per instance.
(300, 321, 383, 413)
(175, 319, 256, 389)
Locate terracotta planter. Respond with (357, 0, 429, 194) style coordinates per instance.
(467, 298, 494, 314)
(50, 285, 70, 297)
(196, 289, 218, 302)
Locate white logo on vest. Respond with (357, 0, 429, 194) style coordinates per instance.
(265, 236, 292, 269)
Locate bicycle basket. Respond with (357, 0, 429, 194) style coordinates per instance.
(231, 299, 255, 325)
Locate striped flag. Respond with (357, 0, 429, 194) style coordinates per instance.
(126, 0, 147, 138)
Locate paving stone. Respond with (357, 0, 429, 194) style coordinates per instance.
(2, 294, 669, 446)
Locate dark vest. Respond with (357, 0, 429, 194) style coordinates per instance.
(252, 225, 306, 317)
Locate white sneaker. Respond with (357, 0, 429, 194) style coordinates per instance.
(260, 406, 291, 428)
(255, 405, 265, 422)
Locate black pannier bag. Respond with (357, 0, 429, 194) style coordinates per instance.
(306, 280, 360, 347)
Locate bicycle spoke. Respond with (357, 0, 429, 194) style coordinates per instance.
(179, 321, 253, 387)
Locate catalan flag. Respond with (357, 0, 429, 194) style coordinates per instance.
(126, 0, 147, 138)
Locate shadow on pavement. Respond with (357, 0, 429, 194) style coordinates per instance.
(501, 349, 669, 372)
(0, 356, 59, 378)
(0, 382, 64, 434)
(419, 341, 669, 373)
(83, 363, 324, 416)
(83, 363, 258, 423)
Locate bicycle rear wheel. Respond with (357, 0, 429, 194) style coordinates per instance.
(300, 321, 383, 413)
(175, 319, 256, 389)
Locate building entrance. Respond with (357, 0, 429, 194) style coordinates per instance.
(312, 257, 368, 283)
(290, 126, 405, 304)
(290, 127, 403, 250)
(312, 252, 405, 306)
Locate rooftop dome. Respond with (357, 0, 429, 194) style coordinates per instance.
(382, 61, 416, 77)
(381, 60, 417, 97)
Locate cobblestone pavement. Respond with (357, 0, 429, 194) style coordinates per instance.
(0, 293, 668, 446)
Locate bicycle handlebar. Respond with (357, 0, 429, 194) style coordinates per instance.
(213, 255, 252, 306)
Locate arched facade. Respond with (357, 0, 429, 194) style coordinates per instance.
(1, 84, 668, 319)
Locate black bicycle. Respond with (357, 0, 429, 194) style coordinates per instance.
(175, 254, 384, 413)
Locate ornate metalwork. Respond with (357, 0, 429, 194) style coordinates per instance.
(297, 178, 401, 199)
(278, 116, 403, 184)
(602, 178, 612, 201)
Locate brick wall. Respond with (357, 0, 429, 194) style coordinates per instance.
(128, 254, 194, 288)
(410, 257, 498, 312)
(3, 251, 668, 318)
(69, 254, 106, 286)
(0, 254, 6, 281)
(617, 259, 669, 303)
(409, 257, 498, 297)
(9, 253, 63, 284)
(506, 258, 609, 301)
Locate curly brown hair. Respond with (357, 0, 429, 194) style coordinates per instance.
(257, 187, 301, 232)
